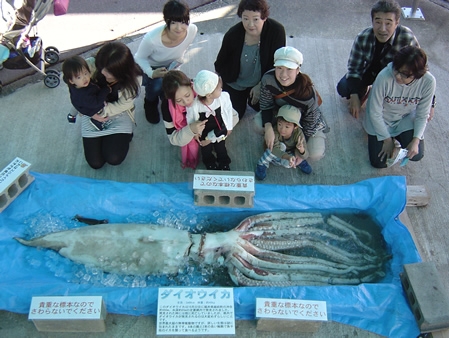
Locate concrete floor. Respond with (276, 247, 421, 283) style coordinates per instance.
(1, 0, 449, 337)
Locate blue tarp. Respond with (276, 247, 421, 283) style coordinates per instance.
(0, 173, 421, 337)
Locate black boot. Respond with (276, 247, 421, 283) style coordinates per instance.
(144, 98, 160, 124)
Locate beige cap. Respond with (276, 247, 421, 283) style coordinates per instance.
(277, 105, 302, 127)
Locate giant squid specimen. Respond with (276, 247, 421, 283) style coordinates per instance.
(15, 212, 389, 287)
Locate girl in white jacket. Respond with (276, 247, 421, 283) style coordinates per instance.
(187, 70, 238, 170)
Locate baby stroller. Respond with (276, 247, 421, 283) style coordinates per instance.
(0, 0, 63, 90)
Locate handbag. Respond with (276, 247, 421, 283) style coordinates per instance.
(54, 0, 70, 16)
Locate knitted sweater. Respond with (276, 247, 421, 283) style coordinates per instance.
(260, 70, 327, 138)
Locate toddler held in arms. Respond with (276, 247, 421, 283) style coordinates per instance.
(62, 56, 111, 131)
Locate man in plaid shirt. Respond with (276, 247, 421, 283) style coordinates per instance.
(337, 0, 419, 119)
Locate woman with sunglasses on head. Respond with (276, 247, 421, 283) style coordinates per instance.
(364, 45, 436, 168)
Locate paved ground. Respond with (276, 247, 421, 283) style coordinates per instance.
(1, 0, 449, 337)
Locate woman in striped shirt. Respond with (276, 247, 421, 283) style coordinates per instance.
(80, 42, 141, 169)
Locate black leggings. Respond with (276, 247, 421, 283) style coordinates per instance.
(201, 140, 231, 168)
(83, 133, 133, 169)
(367, 130, 424, 168)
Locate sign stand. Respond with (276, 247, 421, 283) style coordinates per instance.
(28, 296, 107, 332)
(157, 287, 235, 335)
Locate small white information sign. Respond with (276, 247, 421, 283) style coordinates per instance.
(193, 173, 254, 192)
(29, 296, 104, 320)
(157, 287, 235, 335)
(0, 157, 31, 191)
(256, 298, 328, 321)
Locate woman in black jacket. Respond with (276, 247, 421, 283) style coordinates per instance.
(214, 0, 285, 119)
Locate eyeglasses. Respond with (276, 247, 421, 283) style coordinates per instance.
(394, 69, 414, 79)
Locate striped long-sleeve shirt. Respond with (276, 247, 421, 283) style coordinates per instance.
(260, 70, 327, 138)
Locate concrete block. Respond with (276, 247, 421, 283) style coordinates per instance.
(0, 157, 34, 213)
(256, 318, 321, 333)
(193, 170, 255, 208)
(29, 296, 107, 333)
(401, 262, 449, 333)
(406, 185, 430, 207)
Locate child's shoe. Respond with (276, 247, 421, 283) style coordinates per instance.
(206, 163, 218, 170)
(298, 160, 312, 174)
(219, 164, 231, 171)
(255, 164, 267, 181)
(67, 113, 76, 123)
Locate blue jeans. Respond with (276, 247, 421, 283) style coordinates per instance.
(257, 149, 291, 168)
(143, 73, 164, 101)
(336, 72, 375, 99)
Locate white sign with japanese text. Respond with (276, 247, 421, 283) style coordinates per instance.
(256, 298, 328, 321)
(193, 173, 254, 192)
(28, 296, 104, 320)
(157, 287, 235, 335)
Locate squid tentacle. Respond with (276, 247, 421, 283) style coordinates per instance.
(244, 228, 365, 249)
(249, 237, 377, 265)
(235, 239, 381, 273)
(230, 244, 382, 277)
(244, 228, 350, 242)
(327, 215, 373, 241)
(230, 267, 328, 286)
(228, 257, 383, 286)
(235, 212, 323, 232)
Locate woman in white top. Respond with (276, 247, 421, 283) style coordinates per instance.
(135, 0, 197, 124)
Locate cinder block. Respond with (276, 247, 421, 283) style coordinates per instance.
(193, 170, 255, 208)
(406, 185, 430, 207)
(257, 318, 321, 333)
(401, 262, 449, 333)
(194, 189, 254, 208)
(29, 296, 107, 333)
(0, 157, 34, 213)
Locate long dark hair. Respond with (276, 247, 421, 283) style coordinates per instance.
(292, 73, 314, 99)
(162, 70, 192, 103)
(94, 42, 141, 98)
